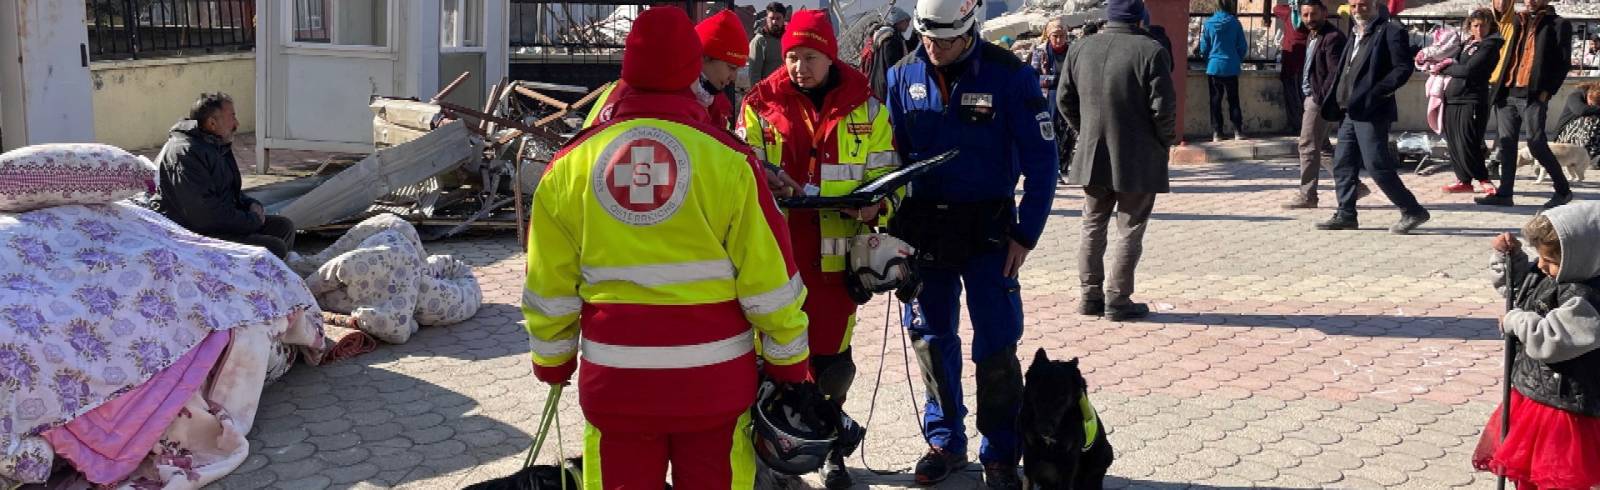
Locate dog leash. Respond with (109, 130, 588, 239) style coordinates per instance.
(859, 298, 930, 476)
(522, 385, 566, 476)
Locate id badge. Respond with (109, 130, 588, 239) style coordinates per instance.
(804, 183, 822, 196)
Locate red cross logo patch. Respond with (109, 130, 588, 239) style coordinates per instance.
(592, 127, 691, 225)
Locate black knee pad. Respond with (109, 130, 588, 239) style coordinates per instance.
(974, 346, 1023, 435)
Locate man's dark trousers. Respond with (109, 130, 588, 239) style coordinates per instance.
(209, 215, 296, 258)
(1332, 118, 1426, 218)
(1281, 74, 1305, 134)
(1494, 96, 1573, 197)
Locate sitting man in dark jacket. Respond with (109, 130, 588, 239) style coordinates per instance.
(152, 93, 296, 258)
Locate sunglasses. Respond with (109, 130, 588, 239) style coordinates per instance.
(925, 34, 969, 50)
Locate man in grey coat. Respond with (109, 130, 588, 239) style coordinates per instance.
(746, 2, 788, 82)
(1058, 0, 1177, 321)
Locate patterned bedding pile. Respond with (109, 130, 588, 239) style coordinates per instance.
(289, 213, 483, 344)
(0, 203, 326, 489)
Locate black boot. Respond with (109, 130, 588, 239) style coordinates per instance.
(822, 450, 852, 489)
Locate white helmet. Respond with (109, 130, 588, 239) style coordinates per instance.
(844, 233, 921, 304)
(915, 0, 983, 38)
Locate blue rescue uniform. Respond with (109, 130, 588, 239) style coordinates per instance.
(885, 40, 1058, 466)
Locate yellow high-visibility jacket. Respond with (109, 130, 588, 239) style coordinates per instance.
(523, 91, 810, 419)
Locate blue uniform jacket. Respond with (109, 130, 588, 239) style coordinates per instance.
(885, 41, 1059, 249)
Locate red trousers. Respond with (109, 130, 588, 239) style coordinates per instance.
(582, 411, 755, 489)
(789, 209, 860, 356)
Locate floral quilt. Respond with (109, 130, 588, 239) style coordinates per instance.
(0, 203, 321, 477)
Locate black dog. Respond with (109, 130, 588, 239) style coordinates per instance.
(1020, 348, 1113, 489)
(463, 458, 581, 490)
(463, 457, 676, 490)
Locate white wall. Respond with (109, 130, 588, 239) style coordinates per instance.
(0, 0, 97, 151)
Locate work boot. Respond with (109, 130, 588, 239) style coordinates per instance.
(1107, 303, 1151, 322)
(1079, 299, 1105, 316)
(913, 447, 968, 486)
(1390, 210, 1431, 235)
(982, 463, 1023, 490)
(822, 451, 852, 490)
(1476, 193, 1515, 206)
(1282, 195, 1318, 209)
(1315, 213, 1359, 230)
(1542, 192, 1574, 211)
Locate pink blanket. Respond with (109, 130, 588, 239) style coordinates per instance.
(42, 330, 231, 484)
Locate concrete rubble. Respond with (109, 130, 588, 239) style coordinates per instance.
(247, 73, 602, 239)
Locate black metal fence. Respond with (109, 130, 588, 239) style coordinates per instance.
(86, 0, 255, 61)
(508, 0, 731, 88)
(1185, 11, 1600, 74)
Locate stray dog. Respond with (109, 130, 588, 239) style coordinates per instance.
(1517, 143, 1590, 183)
(1020, 348, 1113, 489)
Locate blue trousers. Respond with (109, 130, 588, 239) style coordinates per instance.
(902, 248, 1025, 465)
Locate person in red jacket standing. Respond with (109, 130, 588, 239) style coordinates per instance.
(738, 9, 899, 489)
(696, 9, 749, 130)
(582, 9, 749, 132)
(1274, 0, 1309, 134)
(524, 7, 816, 488)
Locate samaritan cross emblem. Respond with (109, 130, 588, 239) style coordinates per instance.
(611, 144, 675, 210)
(591, 127, 691, 226)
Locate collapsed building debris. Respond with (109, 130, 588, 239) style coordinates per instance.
(247, 72, 603, 240)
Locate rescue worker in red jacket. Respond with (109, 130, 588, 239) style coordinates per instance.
(738, 9, 899, 489)
(584, 10, 748, 131)
(522, 7, 812, 488)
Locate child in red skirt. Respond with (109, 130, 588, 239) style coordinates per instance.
(1476, 201, 1600, 490)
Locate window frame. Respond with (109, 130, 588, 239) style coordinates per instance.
(441, 0, 488, 53)
(283, 0, 397, 53)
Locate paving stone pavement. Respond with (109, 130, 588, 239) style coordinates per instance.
(216, 160, 1599, 489)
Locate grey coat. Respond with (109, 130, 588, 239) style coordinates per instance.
(1058, 22, 1178, 193)
(748, 33, 784, 82)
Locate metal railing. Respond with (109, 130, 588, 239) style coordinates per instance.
(509, 0, 728, 59)
(508, 0, 732, 88)
(86, 0, 255, 61)
(1185, 12, 1600, 74)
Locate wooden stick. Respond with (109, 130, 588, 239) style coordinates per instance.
(438, 102, 564, 145)
(513, 137, 530, 244)
(513, 85, 570, 111)
(480, 82, 505, 134)
(432, 71, 472, 103)
(568, 85, 607, 111)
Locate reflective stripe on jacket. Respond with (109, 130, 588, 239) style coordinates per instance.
(737, 63, 900, 273)
(525, 89, 810, 419)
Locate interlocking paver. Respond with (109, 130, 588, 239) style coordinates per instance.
(216, 158, 1598, 488)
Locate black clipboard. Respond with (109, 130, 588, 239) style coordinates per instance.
(775, 149, 959, 209)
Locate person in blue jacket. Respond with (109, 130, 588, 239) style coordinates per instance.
(1199, 0, 1250, 141)
(882, 0, 1059, 486)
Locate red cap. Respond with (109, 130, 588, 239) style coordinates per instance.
(696, 10, 749, 67)
(623, 7, 702, 92)
(782, 9, 838, 60)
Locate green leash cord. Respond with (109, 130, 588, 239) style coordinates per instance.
(522, 384, 570, 490)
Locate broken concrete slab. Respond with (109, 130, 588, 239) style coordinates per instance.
(277, 121, 476, 229)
